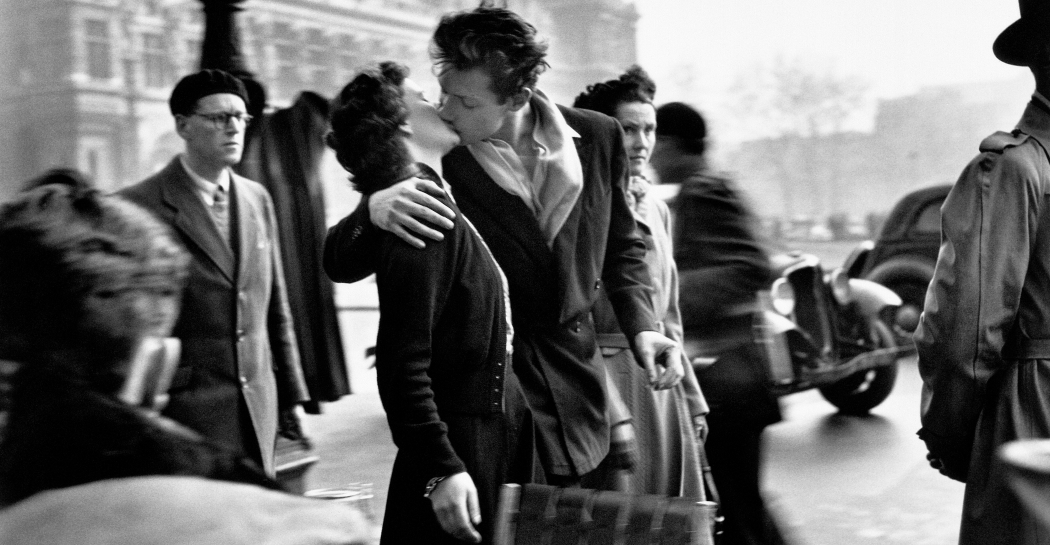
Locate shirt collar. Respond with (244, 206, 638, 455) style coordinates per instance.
(179, 154, 230, 196)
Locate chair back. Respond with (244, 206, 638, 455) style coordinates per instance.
(494, 483, 717, 545)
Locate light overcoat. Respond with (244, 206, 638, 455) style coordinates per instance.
(120, 158, 309, 476)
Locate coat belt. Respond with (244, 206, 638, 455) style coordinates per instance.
(1003, 338, 1050, 360)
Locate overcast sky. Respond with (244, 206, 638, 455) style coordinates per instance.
(634, 0, 1029, 142)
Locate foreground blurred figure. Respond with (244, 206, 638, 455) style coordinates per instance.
(326, 62, 533, 545)
(651, 102, 786, 545)
(916, 2, 1050, 543)
(0, 184, 277, 506)
(574, 66, 709, 496)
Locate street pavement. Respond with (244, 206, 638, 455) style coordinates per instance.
(300, 354, 965, 544)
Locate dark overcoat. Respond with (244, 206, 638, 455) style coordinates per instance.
(238, 92, 350, 409)
(916, 99, 1050, 545)
(120, 158, 309, 476)
(670, 161, 779, 427)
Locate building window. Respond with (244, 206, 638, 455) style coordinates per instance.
(184, 38, 202, 75)
(337, 35, 362, 85)
(273, 23, 301, 99)
(85, 19, 112, 80)
(305, 29, 332, 92)
(142, 33, 167, 89)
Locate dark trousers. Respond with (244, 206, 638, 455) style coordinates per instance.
(705, 413, 787, 545)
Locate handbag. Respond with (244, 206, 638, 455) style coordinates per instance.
(493, 482, 719, 545)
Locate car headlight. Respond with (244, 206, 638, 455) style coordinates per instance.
(829, 268, 852, 305)
(770, 278, 795, 315)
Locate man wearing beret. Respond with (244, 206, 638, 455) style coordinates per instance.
(120, 69, 309, 477)
(916, 1, 1050, 543)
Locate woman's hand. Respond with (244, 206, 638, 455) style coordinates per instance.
(428, 472, 481, 543)
(693, 414, 709, 444)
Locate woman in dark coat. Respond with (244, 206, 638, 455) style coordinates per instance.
(326, 62, 533, 545)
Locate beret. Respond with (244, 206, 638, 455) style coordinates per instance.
(169, 69, 249, 116)
(655, 102, 706, 142)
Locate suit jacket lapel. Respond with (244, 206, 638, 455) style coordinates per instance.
(447, 147, 552, 262)
(161, 161, 236, 282)
(551, 120, 591, 323)
(231, 175, 258, 285)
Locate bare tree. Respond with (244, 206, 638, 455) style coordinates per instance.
(729, 57, 869, 222)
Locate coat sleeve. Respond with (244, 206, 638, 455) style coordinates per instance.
(323, 198, 379, 284)
(373, 229, 466, 479)
(602, 124, 657, 339)
(656, 200, 709, 416)
(915, 143, 1042, 449)
(263, 191, 309, 407)
(675, 178, 771, 327)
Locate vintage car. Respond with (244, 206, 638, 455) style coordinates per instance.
(844, 184, 951, 340)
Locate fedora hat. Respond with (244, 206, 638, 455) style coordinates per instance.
(993, 0, 1050, 66)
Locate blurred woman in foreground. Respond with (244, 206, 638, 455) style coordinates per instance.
(0, 183, 277, 506)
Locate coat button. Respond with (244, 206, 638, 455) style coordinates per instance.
(594, 281, 600, 290)
(574, 322, 581, 333)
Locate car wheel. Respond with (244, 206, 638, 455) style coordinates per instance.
(818, 320, 899, 415)
(884, 279, 927, 343)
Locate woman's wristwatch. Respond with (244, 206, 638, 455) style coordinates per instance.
(423, 475, 449, 499)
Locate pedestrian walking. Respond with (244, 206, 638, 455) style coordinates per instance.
(652, 102, 787, 545)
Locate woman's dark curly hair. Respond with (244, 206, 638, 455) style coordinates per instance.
(327, 62, 412, 195)
(573, 65, 656, 118)
(430, 7, 549, 103)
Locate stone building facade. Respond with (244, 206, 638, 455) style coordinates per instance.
(0, 0, 639, 198)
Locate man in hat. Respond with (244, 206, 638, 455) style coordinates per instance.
(650, 102, 785, 545)
(916, 2, 1050, 543)
(120, 69, 309, 477)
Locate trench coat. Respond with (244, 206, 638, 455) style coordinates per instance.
(120, 159, 309, 476)
(916, 98, 1050, 545)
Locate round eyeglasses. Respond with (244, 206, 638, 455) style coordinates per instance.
(190, 111, 254, 129)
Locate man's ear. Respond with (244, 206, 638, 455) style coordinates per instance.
(174, 115, 190, 139)
(507, 88, 532, 112)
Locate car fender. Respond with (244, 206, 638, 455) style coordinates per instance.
(865, 256, 935, 287)
(848, 278, 903, 318)
(762, 310, 797, 335)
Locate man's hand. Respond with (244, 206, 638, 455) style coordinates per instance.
(633, 330, 685, 390)
(917, 427, 970, 483)
(369, 177, 456, 249)
(428, 472, 481, 543)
